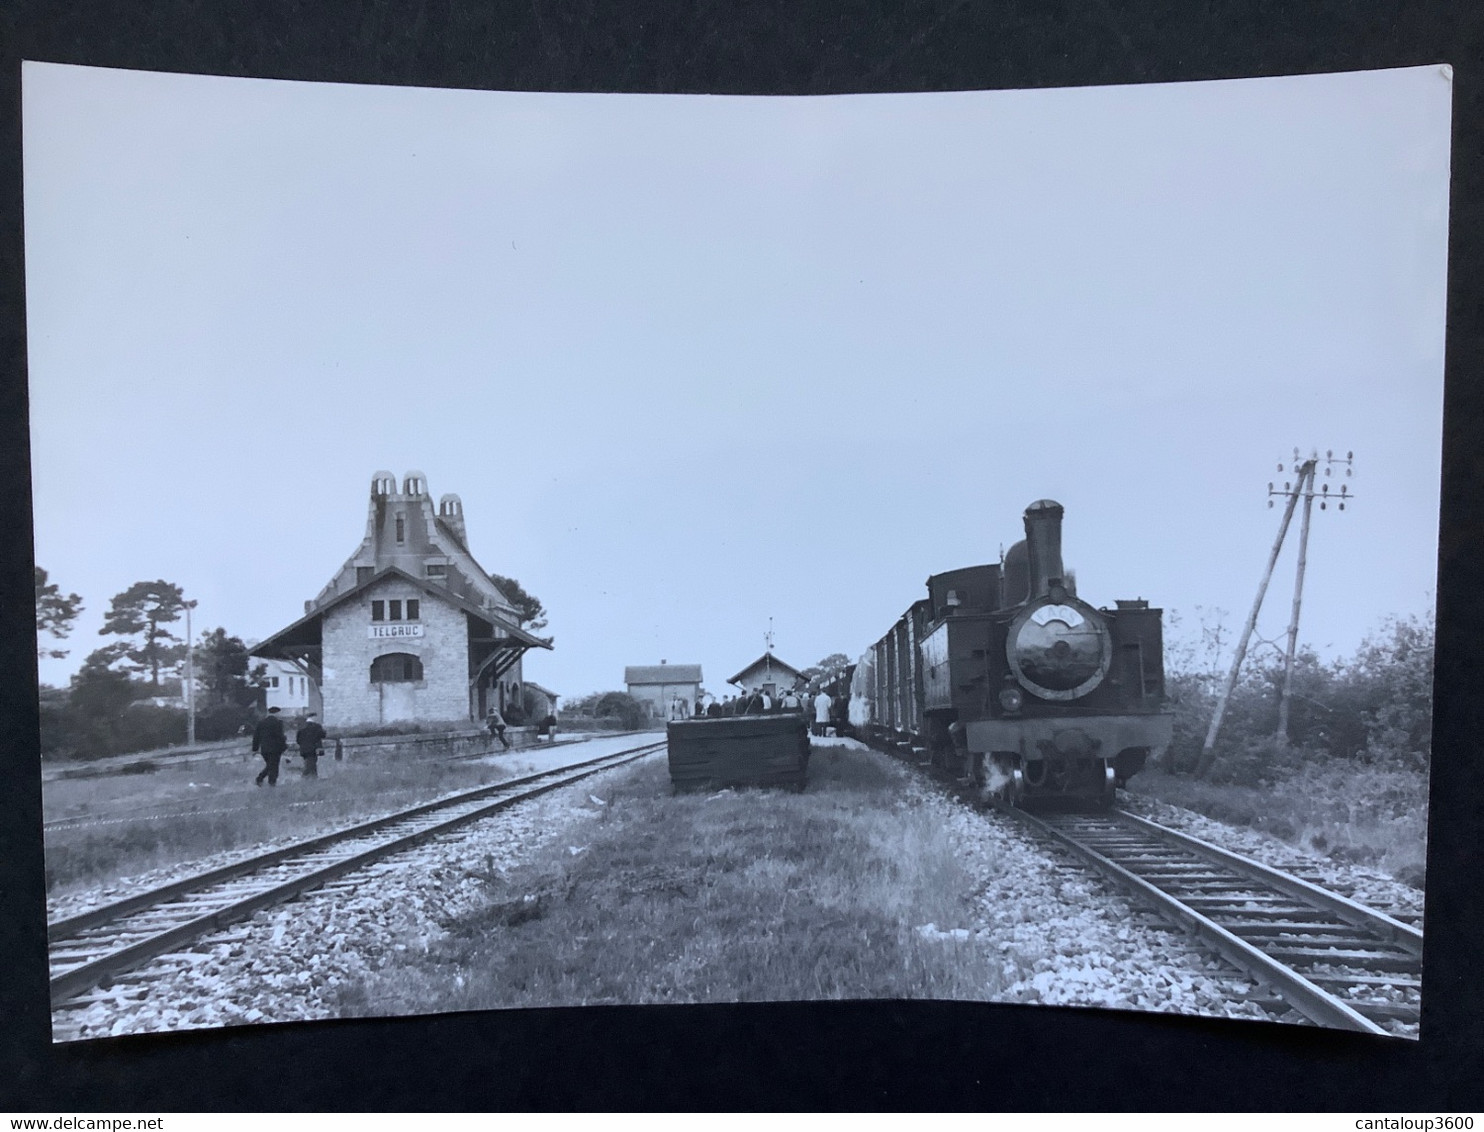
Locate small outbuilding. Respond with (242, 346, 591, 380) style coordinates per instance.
(727, 653, 806, 700)
(625, 662, 703, 719)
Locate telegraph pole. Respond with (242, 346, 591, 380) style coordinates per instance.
(1275, 450, 1353, 743)
(1196, 450, 1352, 775)
(184, 598, 198, 746)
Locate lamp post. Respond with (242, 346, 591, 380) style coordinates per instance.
(184, 599, 198, 746)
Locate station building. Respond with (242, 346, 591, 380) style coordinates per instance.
(728, 652, 806, 699)
(624, 662, 702, 718)
(251, 470, 551, 730)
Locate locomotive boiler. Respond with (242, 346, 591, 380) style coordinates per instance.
(850, 499, 1172, 805)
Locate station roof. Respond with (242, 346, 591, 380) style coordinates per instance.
(727, 652, 805, 686)
(252, 565, 552, 658)
(625, 664, 703, 685)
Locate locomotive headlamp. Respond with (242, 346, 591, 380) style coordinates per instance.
(999, 687, 1024, 713)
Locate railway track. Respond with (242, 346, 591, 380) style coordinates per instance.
(1003, 804, 1423, 1036)
(49, 739, 666, 1009)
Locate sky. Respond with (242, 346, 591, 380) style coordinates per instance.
(23, 62, 1451, 701)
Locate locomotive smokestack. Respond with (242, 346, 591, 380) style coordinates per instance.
(1023, 499, 1065, 599)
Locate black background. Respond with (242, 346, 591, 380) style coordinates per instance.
(2, 0, 1481, 1111)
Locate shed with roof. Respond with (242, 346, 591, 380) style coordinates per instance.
(727, 653, 806, 698)
(625, 662, 703, 719)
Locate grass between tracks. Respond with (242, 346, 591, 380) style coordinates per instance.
(1127, 762, 1429, 888)
(339, 743, 1001, 1013)
(41, 740, 591, 898)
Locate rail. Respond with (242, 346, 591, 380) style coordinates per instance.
(998, 805, 1422, 1036)
(49, 739, 666, 1004)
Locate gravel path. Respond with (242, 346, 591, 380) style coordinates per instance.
(53, 763, 633, 1041)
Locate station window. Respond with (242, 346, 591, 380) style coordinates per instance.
(370, 653, 423, 683)
(395, 515, 406, 543)
(269, 676, 280, 688)
(426, 564, 447, 578)
(372, 599, 420, 622)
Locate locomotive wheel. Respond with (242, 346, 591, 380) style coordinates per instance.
(1002, 765, 1024, 806)
(1092, 762, 1117, 810)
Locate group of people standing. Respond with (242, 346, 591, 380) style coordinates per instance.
(690, 687, 839, 734)
(251, 706, 328, 786)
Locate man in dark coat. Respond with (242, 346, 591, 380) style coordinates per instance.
(296, 712, 327, 779)
(252, 706, 288, 786)
(487, 707, 511, 750)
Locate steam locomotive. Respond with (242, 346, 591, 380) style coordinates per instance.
(849, 499, 1173, 806)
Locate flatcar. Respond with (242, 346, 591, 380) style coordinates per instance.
(851, 499, 1172, 806)
(666, 714, 811, 791)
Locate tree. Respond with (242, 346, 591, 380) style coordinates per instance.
(488, 573, 547, 631)
(195, 627, 267, 709)
(799, 653, 852, 693)
(98, 579, 188, 686)
(64, 649, 149, 758)
(35, 567, 83, 659)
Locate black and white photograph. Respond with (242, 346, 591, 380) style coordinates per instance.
(23, 59, 1448, 1049)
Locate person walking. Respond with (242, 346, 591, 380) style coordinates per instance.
(296, 712, 327, 779)
(487, 707, 511, 750)
(813, 689, 833, 737)
(252, 706, 288, 786)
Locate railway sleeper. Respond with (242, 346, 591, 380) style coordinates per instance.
(1306, 972, 1422, 990)
(1184, 903, 1334, 917)
(1350, 1001, 1421, 1023)
(1269, 949, 1420, 972)
(1224, 922, 1386, 939)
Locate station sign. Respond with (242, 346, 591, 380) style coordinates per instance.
(369, 623, 425, 639)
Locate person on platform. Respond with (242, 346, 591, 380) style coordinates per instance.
(706, 697, 724, 718)
(487, 707, 511, 750)
(252, 706, 288, 787)
(781, 688, 801, 713)
(296, 712, 327, 778)
(813, 689, 833, 737)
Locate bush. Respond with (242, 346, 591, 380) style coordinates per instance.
(113, 702, 188, 754)
(1165, 611, 1434, 783)
(563, 691, 651, 731)
(193, 703, 255, 742)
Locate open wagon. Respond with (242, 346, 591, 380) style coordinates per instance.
(665, 714, 810, 791)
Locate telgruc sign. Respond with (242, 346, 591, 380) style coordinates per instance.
(369, 623, 425, 639)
